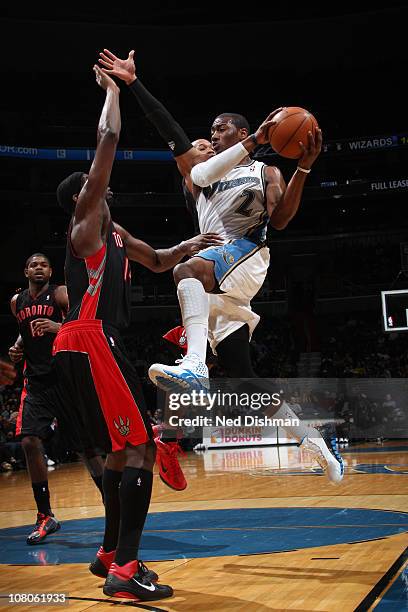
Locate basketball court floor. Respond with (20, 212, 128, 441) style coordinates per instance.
(0, 441, 407, 611)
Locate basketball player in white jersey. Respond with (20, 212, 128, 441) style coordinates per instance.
(150, 110, 320, 386)
(98, 48, 344, 484)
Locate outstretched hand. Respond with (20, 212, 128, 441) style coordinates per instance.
(99, 49, 136, 86)
(93, 64, 119, 92)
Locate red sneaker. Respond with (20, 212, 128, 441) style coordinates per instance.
(155, 438, 187, 491)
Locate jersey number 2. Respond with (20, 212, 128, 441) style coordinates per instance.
(236, 189, 255, 217)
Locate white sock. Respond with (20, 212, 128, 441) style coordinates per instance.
(177, 278, 209, 363)
(275, 402, 334, 461)
(274, 402, 323, 443)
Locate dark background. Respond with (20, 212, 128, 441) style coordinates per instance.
(1, 3, 408, 381)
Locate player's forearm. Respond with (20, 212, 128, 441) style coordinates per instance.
(128, 79, 192, 157)
(190, 141, 252, 187)
(269, 170, 308, 230)
(98, 87, 121, 143)
(154, 243, 188, 272)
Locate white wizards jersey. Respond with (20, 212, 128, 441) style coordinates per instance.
(196, 160, 269, 243)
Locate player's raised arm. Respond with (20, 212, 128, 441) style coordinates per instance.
(70, 66, 121, 257)
(268, 128, 322, 230)
(99, 50, 283, 189)
(98, 49, 199, 174)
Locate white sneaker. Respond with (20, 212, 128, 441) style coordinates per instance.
(301, 434, 344, 484)
(149, 354, 209, 394)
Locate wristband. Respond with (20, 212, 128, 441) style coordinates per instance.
(296, 166, 311, 174)
(249, 134, 258, 146)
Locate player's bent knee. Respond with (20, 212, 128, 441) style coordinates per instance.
(173, 261, 197, 283)
(173, 258, 213, 287)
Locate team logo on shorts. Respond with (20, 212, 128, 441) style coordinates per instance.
(113, 415, 130, 436)
(221, 248, 235, 266)
(222, 251, 235, 265)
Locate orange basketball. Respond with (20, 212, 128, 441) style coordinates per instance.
(268, 107, 319, 159)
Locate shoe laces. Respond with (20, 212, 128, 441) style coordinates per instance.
(162, 443, 185, 474)
(35, 512, 47, 526)
(35, 513, 53, 530)
(175, 353, 200, 366)
(138, 560, 149, 575)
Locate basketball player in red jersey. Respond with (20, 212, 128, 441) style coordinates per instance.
(9, 253, 105, 544)
(53, 66, 220, 602)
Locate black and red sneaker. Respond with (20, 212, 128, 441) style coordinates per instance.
(26, 513, 60, 545)
(89, 547, 116, 578)
(89, 547, 158, 582)
(103, 560, 172, 601)
(155, 438, 187, 491)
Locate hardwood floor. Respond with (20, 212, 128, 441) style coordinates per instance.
(0, 442, 407, 611)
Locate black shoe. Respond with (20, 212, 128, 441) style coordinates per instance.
(89, 548, 158, 582)
(103, 560, 172, 601)
(26, 513, 60, 545)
